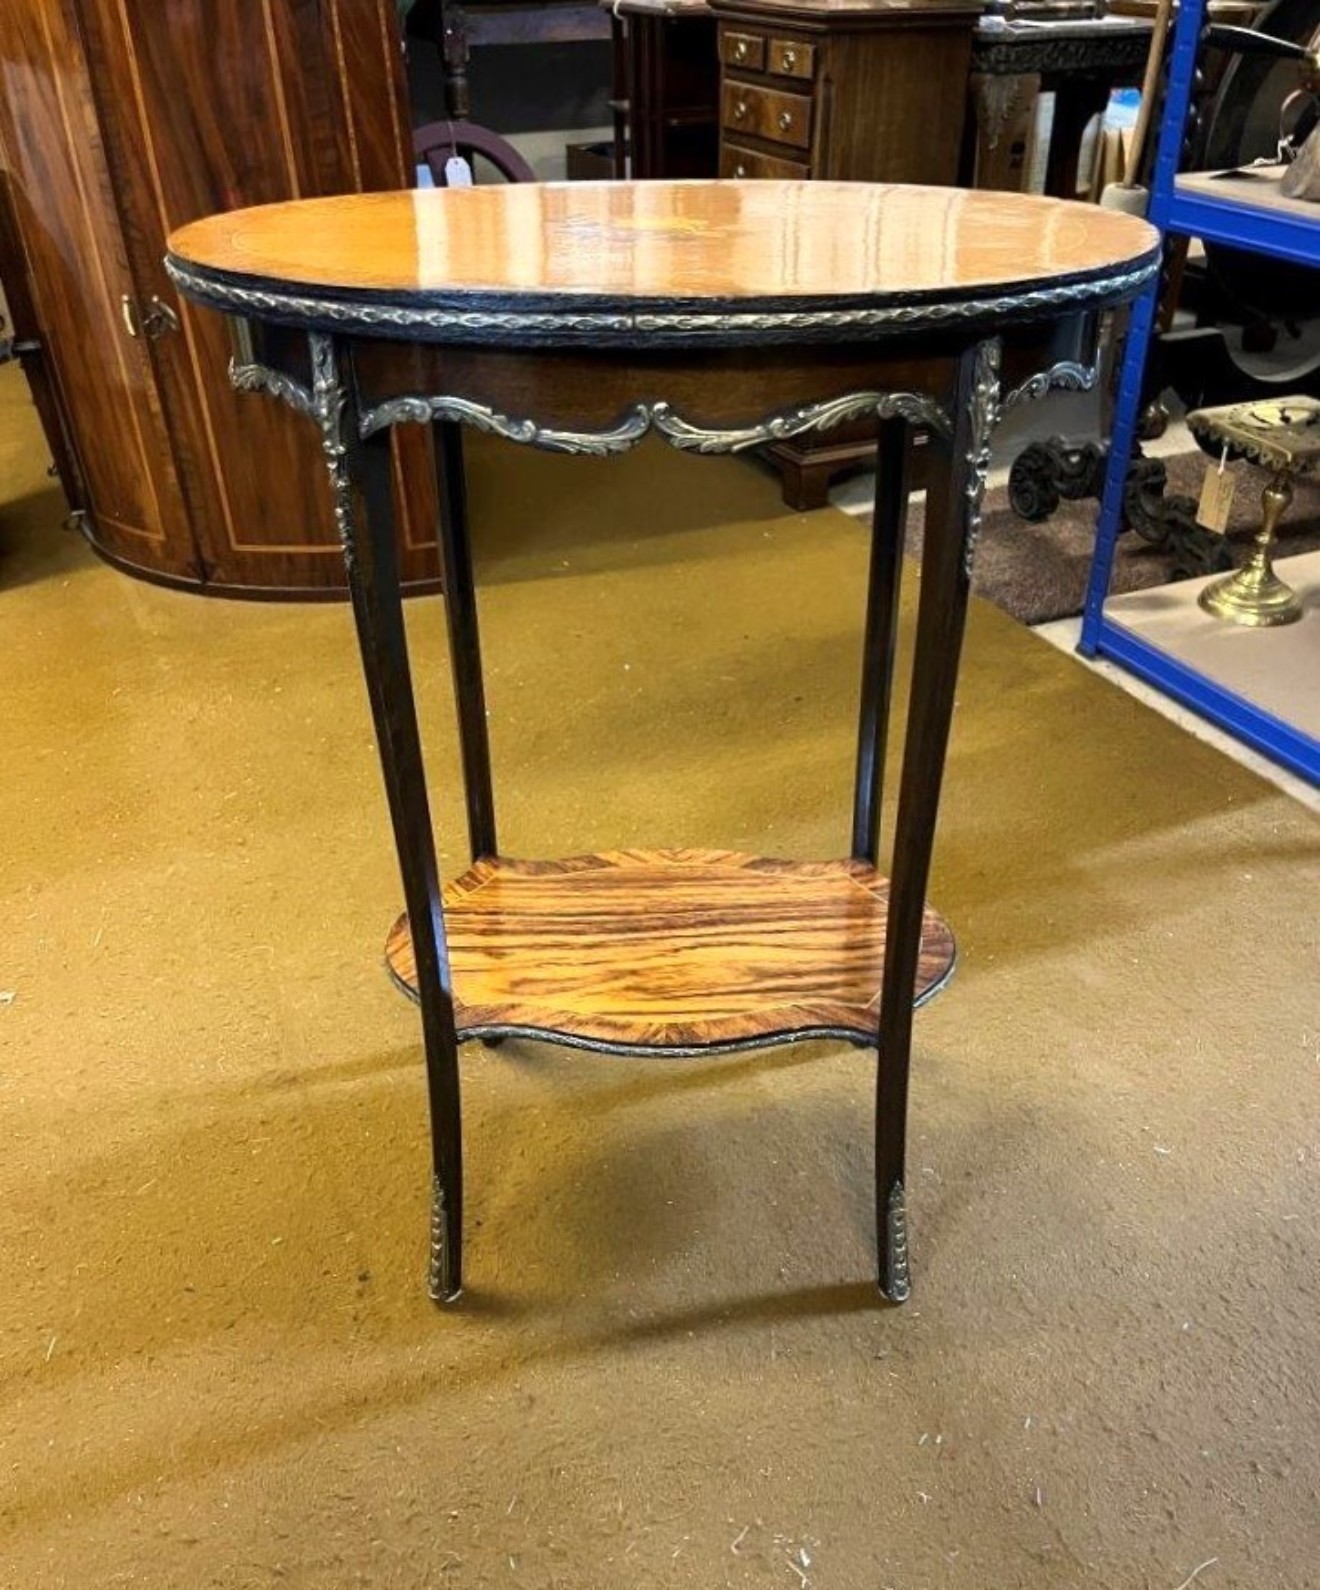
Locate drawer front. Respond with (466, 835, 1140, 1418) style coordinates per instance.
(722, 30, 765, 72)
(721, 81, 813, 152)
(767, 37, 814, 81)
(720, 141, 810, 181)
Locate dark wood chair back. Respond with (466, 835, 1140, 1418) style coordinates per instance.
(412, 120, 536, 185)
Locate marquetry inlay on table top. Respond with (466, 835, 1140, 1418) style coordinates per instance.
(384, 850, 956, 1055)
(167, 180, 1157, 310)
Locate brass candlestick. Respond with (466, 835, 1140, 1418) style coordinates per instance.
(1198, 471, 1302, 627)
(1187, 396, 1319, 630)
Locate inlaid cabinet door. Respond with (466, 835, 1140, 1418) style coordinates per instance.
(0, 0, 193, 575)
(76, 0, 438, 593)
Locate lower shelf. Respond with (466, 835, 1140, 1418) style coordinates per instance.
(384, 849, 956, 1056)
(1095, 549, 1320, 781)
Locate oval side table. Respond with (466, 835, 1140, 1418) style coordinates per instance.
(166, 181, 1158, 1305)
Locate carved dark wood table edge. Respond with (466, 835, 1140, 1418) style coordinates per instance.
(165, 181, 1158, 1309)
(972, 12, 1153, 79)
(970, 13, 1154, 201)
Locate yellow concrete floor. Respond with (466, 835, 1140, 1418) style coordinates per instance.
(1, 365, 1317, 1589)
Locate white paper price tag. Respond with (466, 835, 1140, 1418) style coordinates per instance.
(1196, 450, 1236, 533)
(444, 155, 474, 188)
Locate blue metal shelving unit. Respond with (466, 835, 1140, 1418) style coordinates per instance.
(1079, 0, 1320, 785)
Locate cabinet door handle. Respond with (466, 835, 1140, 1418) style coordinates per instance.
(141, 296, 180, 339)
(777, 110, 793, 131)
(733, 99, 748, 120)
(781, 48, 797, 70)
(121, 294, 179, 340)
(733, 162, 747, 178)
(733, 39, 748, 61)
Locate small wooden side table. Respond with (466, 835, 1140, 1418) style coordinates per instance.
(167, 182, 1157, 1306)
(967, 13, 1153, 197)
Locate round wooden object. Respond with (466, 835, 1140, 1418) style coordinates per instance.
(384, 849, 956, 1056)
(166, 180, 1160, 348)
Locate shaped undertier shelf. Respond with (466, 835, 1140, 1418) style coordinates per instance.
(385, 848, 957, 1056)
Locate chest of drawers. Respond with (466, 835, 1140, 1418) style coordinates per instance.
(712, 0, 982, 185)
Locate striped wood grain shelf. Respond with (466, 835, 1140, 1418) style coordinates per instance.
(384, 848, 956, 1056)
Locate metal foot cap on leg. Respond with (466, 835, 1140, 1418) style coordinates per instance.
(879, 1180, 911, 1305)
(428, 1176, 463, 1304)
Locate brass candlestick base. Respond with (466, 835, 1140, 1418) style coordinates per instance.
(1186, 396, 1320, 630)
(1198, 475, 1303, 627)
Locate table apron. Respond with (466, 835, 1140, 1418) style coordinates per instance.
(231, 319, 1101, 460)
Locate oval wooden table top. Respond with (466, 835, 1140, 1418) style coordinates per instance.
(166, 180, 1160, 348)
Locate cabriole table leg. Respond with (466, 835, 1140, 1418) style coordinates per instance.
(875, 339, 1000, 1303)
(852, 415, 912, 868)
(320, 335, 466, 1303)
(433, 418, 499, 862)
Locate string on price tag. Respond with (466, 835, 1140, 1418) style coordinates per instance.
(1196, 443, 1236, 533)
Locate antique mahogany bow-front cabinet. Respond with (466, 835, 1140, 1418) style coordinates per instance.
(0, 0, 438, 595)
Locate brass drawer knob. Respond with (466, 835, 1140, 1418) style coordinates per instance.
(734, 39, 748, 61)
(777, 110, 793, 131)
(733, 99, 748, 120)
(782, 48, 797, 69)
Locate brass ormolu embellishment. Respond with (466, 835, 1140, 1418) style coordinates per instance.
(360, 394, 653, 453)
(234, 323, 1082, 604)
(359, 390, 954, 453)
(164, 253, 1159, 347)
(884, 1180, 910, 1304)
(1002, 355, 1100, 414)
(429, 1175, 459, 1303)
(233, 325, 1086, 597)
(962, 338, 1003, 581)
(305, 333, 357, 569)
(229, 356, 316, 420)
(652, 391, 953, 451)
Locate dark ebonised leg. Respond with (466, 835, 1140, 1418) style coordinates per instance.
(314, 334, 465, 1303)
(875, 340, 1000, 1303)
(852, 416, 911, 866)
(434, 419, 497, 863)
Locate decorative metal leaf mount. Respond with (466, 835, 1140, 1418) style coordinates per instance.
(306, 333, 357, 568)
(168, 252, 1158, 346)
(1002, 355, 1100, 414)
(227, 328, 1112, 588)
(359, 389, 953, 453)
(885, 1180, 911, 1303)
(429, 1175, 458, 1302)
(962, 338, 1003, 581)
(230, 357, 316, 420)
